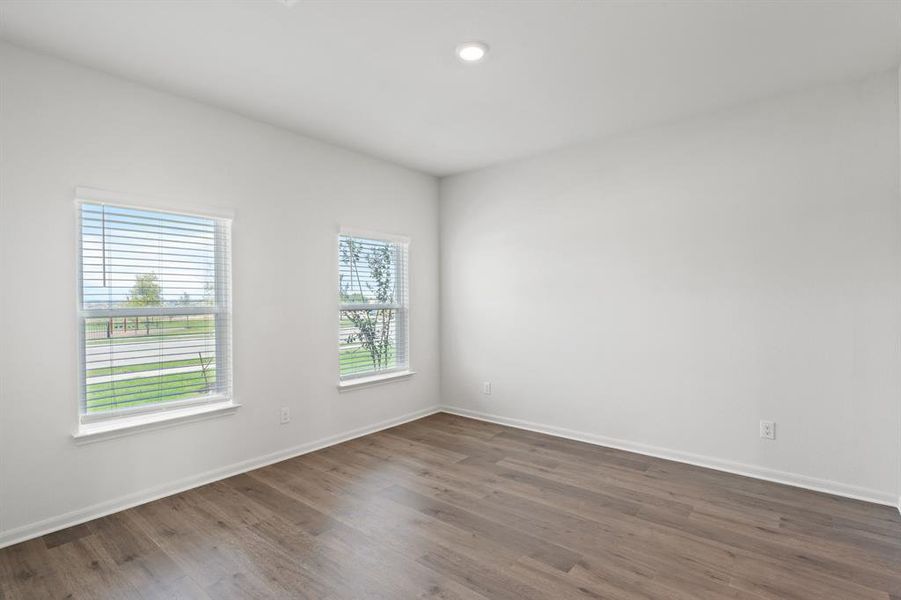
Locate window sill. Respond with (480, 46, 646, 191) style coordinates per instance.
(73, 401, 240, 444)
(338, 370, 416, 391)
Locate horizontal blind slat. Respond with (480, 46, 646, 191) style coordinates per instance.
(80, 201, 232, 417)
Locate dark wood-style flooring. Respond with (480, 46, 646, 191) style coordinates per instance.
(1, 412, 900, 599)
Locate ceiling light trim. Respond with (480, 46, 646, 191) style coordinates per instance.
(456, 41, 489, 63)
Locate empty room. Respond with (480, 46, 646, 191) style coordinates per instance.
(1, 0, 900, 598)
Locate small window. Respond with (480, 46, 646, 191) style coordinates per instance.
(338, 231, 409, 381)
(78, 199, 232, 421)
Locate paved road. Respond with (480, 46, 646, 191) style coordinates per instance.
(85, 334, 215, 367)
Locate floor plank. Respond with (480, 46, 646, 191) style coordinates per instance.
(1, 412, 898, 599)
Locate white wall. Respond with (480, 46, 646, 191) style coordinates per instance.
(0, 43, 440, 543)
(440, 71, 901, 504)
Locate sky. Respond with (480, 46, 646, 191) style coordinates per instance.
(80, 203, 222, 308)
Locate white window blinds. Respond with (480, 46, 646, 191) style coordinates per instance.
(338, 232, 409, 380)
(78, 200, 232, 419)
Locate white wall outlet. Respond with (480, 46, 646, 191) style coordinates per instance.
(759, 420, 775, 440)
(482, 381, 491, 395)
(280, 407, 291, 424)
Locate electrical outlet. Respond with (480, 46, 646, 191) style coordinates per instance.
(759, 420, 775, 440)
(280, 407, 291, 425)
(482, 381, 491, 395)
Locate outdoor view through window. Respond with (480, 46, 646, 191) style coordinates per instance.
(78, 201, 232, 417)
(338, 232, 409, 380)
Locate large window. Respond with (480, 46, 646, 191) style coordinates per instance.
(338, 231, 409, 381)
(78, 198, 232, 421)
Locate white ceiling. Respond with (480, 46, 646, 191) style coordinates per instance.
(1, 1, 899, 176)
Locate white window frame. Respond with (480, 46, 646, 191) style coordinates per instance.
(74, 188, 235, 431)
(337, 228, 412, 387)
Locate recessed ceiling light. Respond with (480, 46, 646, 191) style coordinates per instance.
(456, 42, 489, 63)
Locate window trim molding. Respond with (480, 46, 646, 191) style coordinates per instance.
(338, 226, 410, 246)
(73, 401, 241, 444)
(337, 370, 416, 391)
(79, 393, 232, 424)
(74, 189, 234, 426)
(75, 187, 235, 220)
(336, 227, 412, 384)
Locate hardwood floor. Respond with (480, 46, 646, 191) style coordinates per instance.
(1, 412, 899, 599)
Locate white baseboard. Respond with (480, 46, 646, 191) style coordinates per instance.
(0, 406, 441, 549)
(440, 405, 899, 508)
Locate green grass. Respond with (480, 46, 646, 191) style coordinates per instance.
(339, 345, 396, 376)
(86, 356, 207, 378)
(85, 316, 213, 346)
(85, 316, 212, 332)
(86, 369, 216, 413)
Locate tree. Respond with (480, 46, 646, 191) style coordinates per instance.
(198, 351, 214, 391)
(340, 239, 395, 371)
(202, 281, 215, 306)
(127, 272, 161, 334)
(127, 272, 162, 306)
